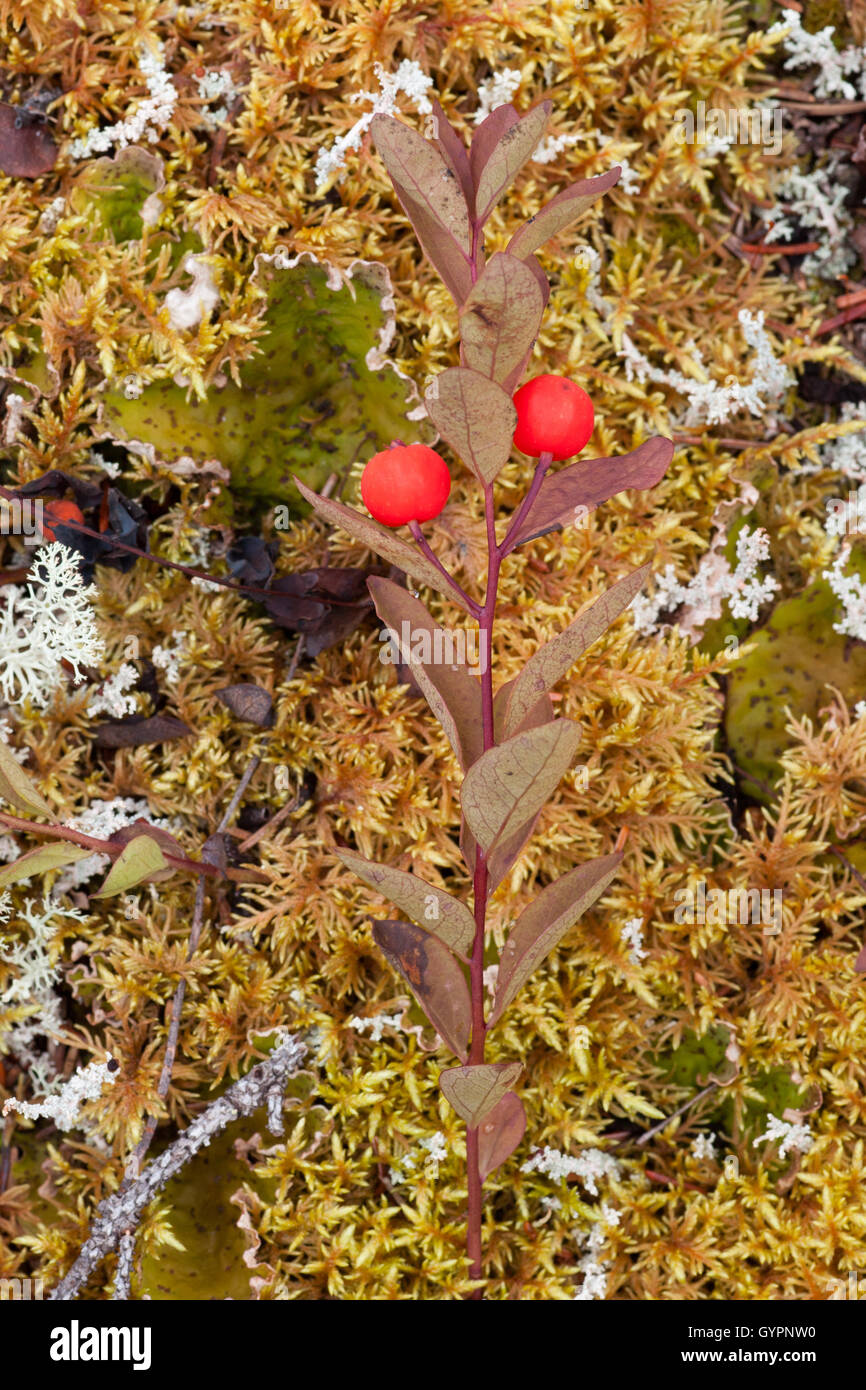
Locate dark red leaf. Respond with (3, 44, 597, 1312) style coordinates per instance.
(506, 437, 675, 550)
(93, 714, 192, 748)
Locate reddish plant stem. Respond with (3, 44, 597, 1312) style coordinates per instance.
(407, 520, 480, 616)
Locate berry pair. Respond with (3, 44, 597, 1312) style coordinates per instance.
(361, 375, 594, 527)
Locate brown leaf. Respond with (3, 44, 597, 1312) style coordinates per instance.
(0, 103, 57, 177)
(507, 168, 622, 262)
(507, 437, 674, 549)
(473, 101, 552, 226)
(260, 568, 374, 657)
(499, 564, 652, 738)
(424, 367, 517, 485)
(371, 919, 471, 1060)
(469, 104, 521, 187)
(439, 1061, 522, 1126)
(292, 477, 474, 614)
(336, 849, 476, 956)
(367, 576, 484, 769)
(488, 852, 623, 1025)
(460, 719, 581, 856)
(93, 714, 192, 748)
(478, 1091, 527, 1180)
(216, 684, 274, 727)
(428, 99, 474, 211)
(459, 253, 546, 396)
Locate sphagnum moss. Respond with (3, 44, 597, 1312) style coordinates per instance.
(0, 0, 865, 1302)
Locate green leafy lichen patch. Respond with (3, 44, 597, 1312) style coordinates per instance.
(99, 252, 436, 517)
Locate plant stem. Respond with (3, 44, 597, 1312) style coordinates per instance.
(500, 452, 554, 556)
(407, 520, 481, 616)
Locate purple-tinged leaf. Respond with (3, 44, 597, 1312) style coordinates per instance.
(493, 681, 553, 742)
(522, 253, 551, 313)
(488, 852, 623, 1026)
(459, 253, 546, 396)
(469, 104, 521, 186)
(473, 101, 552, 226)
(478, 1091, 527, 1180)
(507, 437, 675, 549)
(367, 576, 484, 770)
(461, 719, 582, 856)
(370, 114, 474, 304)
(500, 564, 651, 738)
(371, 919, 471, 1061)
(292, 477, 474, 614)
(507, 167, 622, 262)
(461, 692, 555, 888)
(439, 1061, 522, 1126)
(370, 114, 472, 252)
(424, 368, 517, 485)
(336, 849, 476, 957)
(429, 99, 474, 213)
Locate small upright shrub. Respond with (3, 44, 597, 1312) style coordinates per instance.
(296, 95, 674, 1297)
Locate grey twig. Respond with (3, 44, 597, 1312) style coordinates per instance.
(111, 1231, 135, 1300)
(49, 1033, 307, 1301)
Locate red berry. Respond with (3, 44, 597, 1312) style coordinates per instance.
(512, 374, 595, 461)
(39, 499, 85, 542)
(361, 443, 451, 527)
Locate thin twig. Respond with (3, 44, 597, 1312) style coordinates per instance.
(48, 1034, 307, 1301)
(634, 1083, 719, 1148)
(124, 750, 264, 1181)
(237, 789, 304, 852)
(111, 1231, 135, 1300)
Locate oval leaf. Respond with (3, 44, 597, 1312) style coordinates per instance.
(506, 437, 674, 550)
(370, 114, 472, 253)
(371, 919, 471, 1061)
(216, 684, 275, 728)
(0, 841, 91, 889)
(0, 740, 53, 817)
(292, 477, 473, 614)
(469, 104, 521, 186)
(424, 368, 517, 486)
(473, 101, 552, 226)
(501, 564, 652, 739)
(459, 253, 546, 395)
(428, 99, 474, 211)
(462, 689, 554, 889)
(439, 1061, 522, 1127)
(92, 834, 169, 898)
(461, 719, 581, 855)
(478, 1091, 527, 1180)
(489, 852, 623, 1026)
(507, 167, 622, 261)
(370, 114, 473, 304)
(336, 849, 476, 957)
(367, 576, 484, 769)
